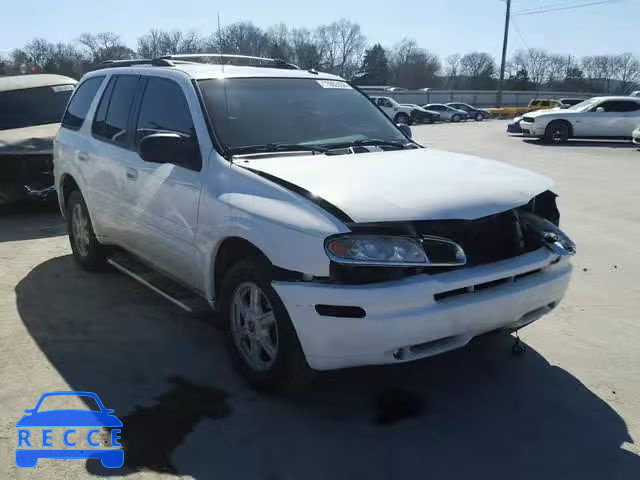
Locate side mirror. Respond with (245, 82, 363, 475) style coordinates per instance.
(138, 132, 201, 170)
(397, 123, 412, 139)
(595, 107, 605, 113)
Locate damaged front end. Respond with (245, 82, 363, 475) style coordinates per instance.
(328, 190, 575, 285)
(0, 153, 55, 205)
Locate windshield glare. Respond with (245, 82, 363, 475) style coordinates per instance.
(0, 85, 74, 131)
(198, 78, 407, 151)
(567, 98, 600, 111)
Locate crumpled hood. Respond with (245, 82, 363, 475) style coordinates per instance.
(0, 123, 59, 155)
(240, 148, 553, 223)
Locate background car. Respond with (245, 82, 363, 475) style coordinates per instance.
(559, 98, 586, 108)
(446, 102, 489, 121)
(400, 104, 440, 124)
(519, 96, 640, 144)
(422, 104, 468, 122)
(0, 74, 76, 205)
(370, 95, 413, 124)
(633, 125, 640, 146)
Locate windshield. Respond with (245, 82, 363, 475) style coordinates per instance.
(0, 84, 74, 131)
(198, 78, 407, 152)
(567, 98, 600, 111)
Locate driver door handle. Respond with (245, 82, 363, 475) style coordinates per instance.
(126, 168, 138, 181)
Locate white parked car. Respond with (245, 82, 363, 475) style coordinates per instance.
(369, 96, 413, 124)
(54, 55, 575, 390)
(519, 96, 640, 144)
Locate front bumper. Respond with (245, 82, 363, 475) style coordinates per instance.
(507, 122, 522, 134)
(274, 248, 571, 370)
(520, 122, 544, 137)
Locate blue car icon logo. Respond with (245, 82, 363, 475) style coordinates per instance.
(16, 391, 123, 468)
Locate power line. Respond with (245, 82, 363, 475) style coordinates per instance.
(514, 0, 618, 15)
(510, 17, 531, 51)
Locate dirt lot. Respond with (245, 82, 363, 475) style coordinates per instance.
(2, 120, 639, 479)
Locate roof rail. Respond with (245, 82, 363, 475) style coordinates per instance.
(157, 54, 300, 70)
(93, 58, 174, 70)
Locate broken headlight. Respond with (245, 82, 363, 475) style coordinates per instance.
(325, 235, 466, 267)
(519, 211, 576, 256)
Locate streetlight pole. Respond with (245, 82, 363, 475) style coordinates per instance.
(497, 0, 511, 107)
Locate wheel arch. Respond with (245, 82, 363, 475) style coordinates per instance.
(59, 173, 81, 218)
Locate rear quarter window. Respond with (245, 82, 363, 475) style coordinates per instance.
(61, 76, 105, 130)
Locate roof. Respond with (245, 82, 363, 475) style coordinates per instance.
(0, 74, 77, 93)
(82, 62, 343, 82)
(591, 95, 640, 101)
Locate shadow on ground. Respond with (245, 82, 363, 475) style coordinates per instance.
(0, 202, 65, 242)
(15, 255, 640, 479)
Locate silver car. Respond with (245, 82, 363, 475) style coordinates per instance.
(422, 104, 468, 122)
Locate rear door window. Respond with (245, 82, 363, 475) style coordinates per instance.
(92, 75, 139, 147)
(61, 77, 104, 130)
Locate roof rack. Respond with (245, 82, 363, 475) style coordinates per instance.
(158, 54, 300, 70)
(94, 58, 175, 70)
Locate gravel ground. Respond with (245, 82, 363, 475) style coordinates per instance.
(1, 120, 639, 479)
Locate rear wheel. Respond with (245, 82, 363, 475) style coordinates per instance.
(66, 190, 108, 271)
(452, 114, 461, 122)
(220, 259, 314, 391)
(544, 121, 570, 144)
(394, 113, 410, 125)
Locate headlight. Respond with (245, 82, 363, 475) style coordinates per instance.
(325, 235, 466, 267)
(519, 211, 576, 256)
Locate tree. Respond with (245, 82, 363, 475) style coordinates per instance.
(137, 29, 203, 58)
(288, 28, 321, 69)
(389, 39, 440, 89)
(207, 21, 269, 57)
(357, 43, 389, 85)
(612, 53, 640, 94)
(444, 53, 461, 88)
(316, 19, 365, 77)
(511, 49, 551, 90)
(460, 52, 496, 88)
(77, 32, 133, 63)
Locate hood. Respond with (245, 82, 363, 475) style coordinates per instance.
(240, 148, 553, 223)
(525, 107, 567, 118)
(0, 123, 59, 155)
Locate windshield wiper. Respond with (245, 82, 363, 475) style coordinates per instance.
(228, 143, 327, 156)
(322, 139, 412, 150)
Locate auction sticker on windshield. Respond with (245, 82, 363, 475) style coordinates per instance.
(15, 391, 123, 469)
(316, 80, 352, 89)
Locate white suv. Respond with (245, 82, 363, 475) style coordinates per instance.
(54, 55, 575, 390)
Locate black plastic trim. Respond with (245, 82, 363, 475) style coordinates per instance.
(315, 305, 366, 318)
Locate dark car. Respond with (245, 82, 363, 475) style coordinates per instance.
(0, 74, 76, 206)
(400, 104, 441, 124)
(446, 102, 489, 121)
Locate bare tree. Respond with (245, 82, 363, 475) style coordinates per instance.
(460, 51, 496, 88)
(612, 53, 640, 93)
(77, 32, 133, 63)
(511, 49, 551, 90)
(389, 38, 440, 89)
(315, 19, 365, 77)
(137, 29, 203, 57)
(289, 27, 322, 69)
(444, 53, 461, 88)
(209, 22, 269, 57)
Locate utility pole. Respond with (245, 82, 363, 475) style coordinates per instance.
(496, 0, 511, 107)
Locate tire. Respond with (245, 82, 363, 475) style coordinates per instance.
(220, 258, 314, 392)
(544, 121, 571, 144)
(394, 113, 410, 125)
(425, 116, 434, 124)
(452, 114, 461, 122)
(66, 190, 108, 271)
(474, 112, 485, 121)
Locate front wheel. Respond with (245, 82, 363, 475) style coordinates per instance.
(394, 113, 410, 125)
(66, 190, 108, 271)
(474, 112, 485, 121)
(544, 121, 570, 144)
(452, 114, 461, 122)
(220, 259, 314, 391)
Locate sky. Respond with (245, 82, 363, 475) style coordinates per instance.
(1, 0, 638, 59)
